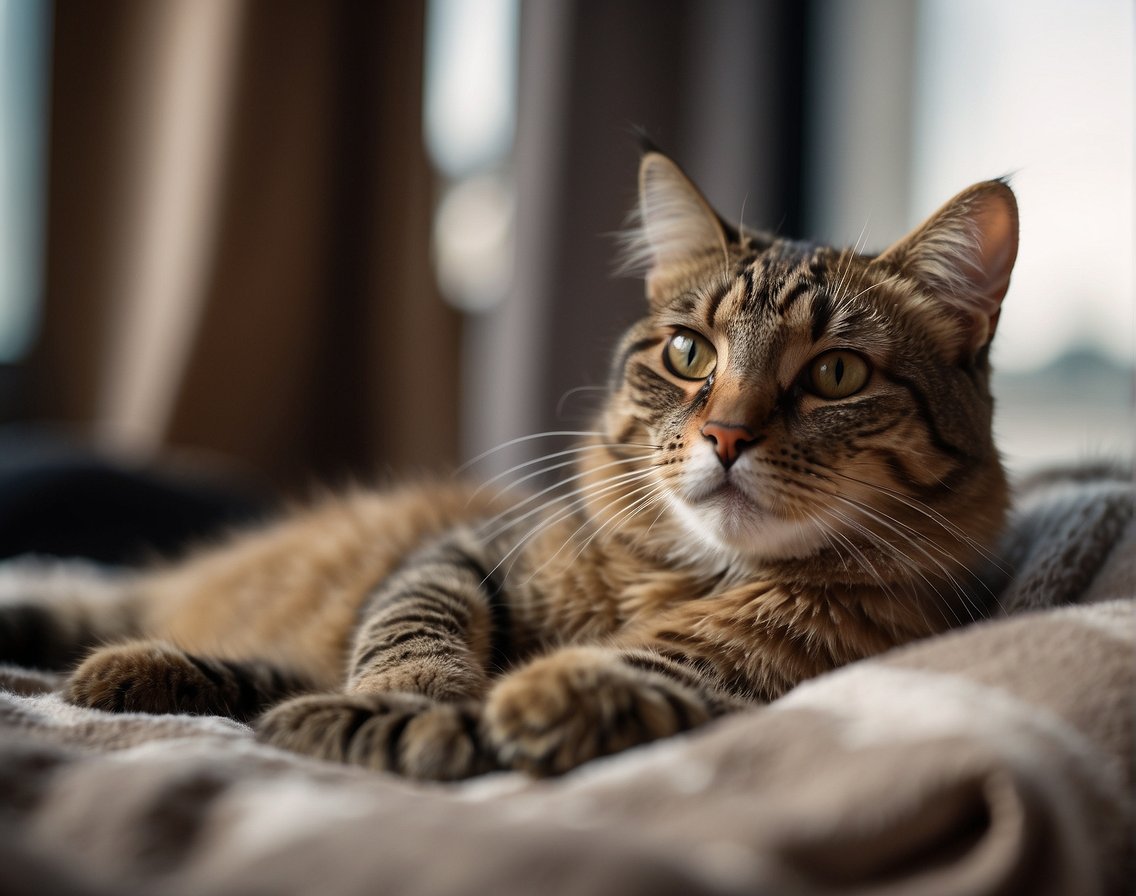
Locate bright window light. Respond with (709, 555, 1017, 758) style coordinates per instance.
(423, 0, 519, 313)
(423, 0, 518, 180)
(0, 0, 50, 362)
(913, 0, 1134, 374)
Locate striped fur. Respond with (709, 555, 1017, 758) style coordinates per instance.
(0, 153, 1019, 778)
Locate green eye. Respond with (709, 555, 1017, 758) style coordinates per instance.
(807, 350, 869, 399)
(664, 328, 717, 380)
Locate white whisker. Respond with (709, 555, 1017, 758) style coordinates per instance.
(832, 468, 1011, 575)
(842, 272, 902, 306)
(768, 471, 979, 628)
(459, 431, 617, 473)
(555, 386, 609, 418)
(477, 462, 655, 542)
(824, 492, 988, 625)
(520, 479, 668, 586)
(471, 445, 651, 502)
(482, 470, 659, 587)
(819, 502, 965, 629)
(830, 218, 870, 305)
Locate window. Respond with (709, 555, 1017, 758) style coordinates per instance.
(0, 0, 50, 362)
(810, 0, 1133, 469)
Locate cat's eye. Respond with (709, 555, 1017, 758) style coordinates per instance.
(806, 350, 869, 399)
(663, 328, 717, 380)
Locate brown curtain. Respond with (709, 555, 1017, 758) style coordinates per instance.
(32, 0, 460, 494)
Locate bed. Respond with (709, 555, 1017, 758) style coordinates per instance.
(0, 465, 1131, 895)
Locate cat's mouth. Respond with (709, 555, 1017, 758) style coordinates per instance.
(700, 479, 762, 514)
(681, 465, 767, 510)
(669, 469, 824, 562)
(675, 473, 774, 531)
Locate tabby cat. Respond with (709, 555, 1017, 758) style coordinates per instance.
(0, 152, 1018, 779)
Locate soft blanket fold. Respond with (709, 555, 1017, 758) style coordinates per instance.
(0, 468, 1132, 896)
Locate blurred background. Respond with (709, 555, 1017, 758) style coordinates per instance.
(0, 0, 1132, 506)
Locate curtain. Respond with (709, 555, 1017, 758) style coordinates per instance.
(31, 0, 459, 494)
(30, 0, 810, 491)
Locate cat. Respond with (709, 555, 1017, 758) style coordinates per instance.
(0, 151, 1018, 779)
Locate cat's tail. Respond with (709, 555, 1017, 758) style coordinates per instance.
(0, 557, 142, 671)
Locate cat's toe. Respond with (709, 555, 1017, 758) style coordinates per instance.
(66, 641, 219, 716)
(482, 647, 708, 776)
(256, 692, 492, 780)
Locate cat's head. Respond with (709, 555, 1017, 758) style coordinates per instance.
(599, 152, 1017, 585)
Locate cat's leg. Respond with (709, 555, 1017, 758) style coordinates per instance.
(0, 559, 139, 670)
(256, 534, 511, 779)
(0, 559, 313, 719)
(256, 690, 487, 778)
(481, 642, 749, 776)
(64, 639, 314, 722)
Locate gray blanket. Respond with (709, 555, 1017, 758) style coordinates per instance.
(1, 468, 1132, 895)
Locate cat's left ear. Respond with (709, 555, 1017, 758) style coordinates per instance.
(878, 180, 1019, 351)
(624, 152, 731, 294)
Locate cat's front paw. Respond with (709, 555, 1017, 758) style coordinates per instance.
(482, 647, 711, 776)
(66, 640, 223, 716)
(256, 692, 494, 780)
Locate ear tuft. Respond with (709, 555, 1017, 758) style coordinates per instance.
(879, 180, 1019, 350)
(620, 152, 729, 277)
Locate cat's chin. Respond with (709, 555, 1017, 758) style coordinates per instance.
(666, 486, 826, 564)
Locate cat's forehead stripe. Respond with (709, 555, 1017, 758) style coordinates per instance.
(673, 246, 836, 333)
(723, 264, 758, 326)
(704, 280, 734, 329)
(775, 279, 811, 316)
(810, 290, 834, 342)
(707, 254, 780, 327)
(746, 248, 823, 319)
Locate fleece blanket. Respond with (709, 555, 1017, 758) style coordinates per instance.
(0, 467, 1132, 896)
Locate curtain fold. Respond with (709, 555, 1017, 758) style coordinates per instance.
(32, 0, 459, 493)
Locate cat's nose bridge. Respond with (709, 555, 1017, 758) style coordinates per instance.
(699, 378, 777, 467)
(704, 373, 777, 427)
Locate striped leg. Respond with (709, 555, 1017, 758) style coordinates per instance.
(256, 536, 512, 779)
(0, 559, 139, 670)
(65, 639, 312, 722)
(344, 537, 510, 701)
(481, 644, 748, 776)
(255, 691, 492, 779)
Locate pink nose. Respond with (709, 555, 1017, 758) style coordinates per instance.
(700, 422, 755, 469)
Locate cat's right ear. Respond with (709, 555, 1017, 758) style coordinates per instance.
(623, 152, 730, 293)
(877, 180, 1019, 353)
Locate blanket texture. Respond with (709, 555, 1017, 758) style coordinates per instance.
(0, 468, 1132, 895)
